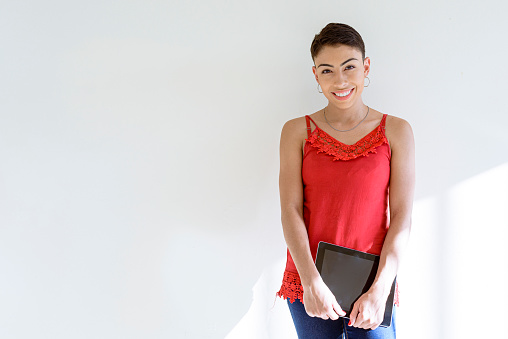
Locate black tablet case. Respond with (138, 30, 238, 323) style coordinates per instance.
(315, 241, 396, 327)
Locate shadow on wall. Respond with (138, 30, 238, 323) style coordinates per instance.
(225, 258, 296, 339)
(226, 162, 508, 339)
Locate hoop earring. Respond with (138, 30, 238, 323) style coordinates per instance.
(317, 83, 323, 93)
(364, 76, 370, 87)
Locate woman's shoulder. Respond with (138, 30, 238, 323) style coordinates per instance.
(282, 115, 306, 130)
(281, 111, 321, 137)
(384, 113, 414, 148)
(385, 114, 411, 127)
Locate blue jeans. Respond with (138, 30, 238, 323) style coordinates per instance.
(287, 299, 396, 339)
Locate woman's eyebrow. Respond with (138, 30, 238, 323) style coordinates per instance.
(340, 58, 358, 66)
(317, 58, 359, 68)
(317, 63, 334, 68)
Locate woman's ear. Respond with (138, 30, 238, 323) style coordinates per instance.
(312, 66, 318, 81)
(363, 57, 371, 77)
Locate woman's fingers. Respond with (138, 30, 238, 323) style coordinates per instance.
(305, 305, 328, 320)
(323, 299, 345, 321)
(332, 300, 346, 317)
(348, 302, 359, 326)
(326, 306, 339, 320)
(322, 298, 344, 320)
(302, 280, 347, 321)
(305, 304, 340, 320)
(349, 306, 379, 329)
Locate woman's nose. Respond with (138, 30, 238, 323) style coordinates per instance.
(334, 72, 347, 87)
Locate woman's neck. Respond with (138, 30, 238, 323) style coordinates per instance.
(324, 100, 368, 125)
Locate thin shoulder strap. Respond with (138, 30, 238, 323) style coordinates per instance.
(305, 115, 319, 138)
(305, 115, 311, 137)
(380, 114, 388, 132)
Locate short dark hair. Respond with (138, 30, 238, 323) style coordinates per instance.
(310, 23, 365, 62)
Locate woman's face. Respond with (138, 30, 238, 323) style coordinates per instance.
(312, 44, 370, 109)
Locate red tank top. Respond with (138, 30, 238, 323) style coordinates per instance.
(277, 113, 399, 306)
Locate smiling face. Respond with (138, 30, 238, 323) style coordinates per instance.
(312, 44, 370, 109)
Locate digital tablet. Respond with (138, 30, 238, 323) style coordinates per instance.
(315, 241, 396, 327)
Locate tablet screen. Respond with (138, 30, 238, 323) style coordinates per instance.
(321, 248, 377, 312)
(315, 241, 396, 327)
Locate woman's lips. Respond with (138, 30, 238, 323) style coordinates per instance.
(332, 88, 354, 101)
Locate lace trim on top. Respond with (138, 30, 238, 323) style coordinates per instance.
(306, 115, 389, 161)
(277, 270, 400, 307)
(276, 271, 303, 303)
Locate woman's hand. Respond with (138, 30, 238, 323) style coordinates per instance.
(302, 277, 346, 320)
(348, 288, 386, 330)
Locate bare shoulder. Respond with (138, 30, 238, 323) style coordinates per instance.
(384, 115, 414, 148)
(280, 116, 308, 145)
(281, 116, 306, 134)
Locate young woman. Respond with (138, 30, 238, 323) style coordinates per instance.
(276, 23, 415, 338)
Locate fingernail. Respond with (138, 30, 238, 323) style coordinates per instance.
(348, 320, 351, 326)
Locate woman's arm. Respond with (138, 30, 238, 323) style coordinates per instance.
(349, 116, 415, 330)
(279, 118, 346, 320)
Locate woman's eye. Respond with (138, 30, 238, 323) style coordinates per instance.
(321, 69, 332, 74)
(345, 65, 355, 70)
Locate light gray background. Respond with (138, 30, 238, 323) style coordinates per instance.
(1, 1, 507, 338)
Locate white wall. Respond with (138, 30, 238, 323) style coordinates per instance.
(0, 1, 507, 338)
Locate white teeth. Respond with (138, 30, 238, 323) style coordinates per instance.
(334, 89, 352, 97)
